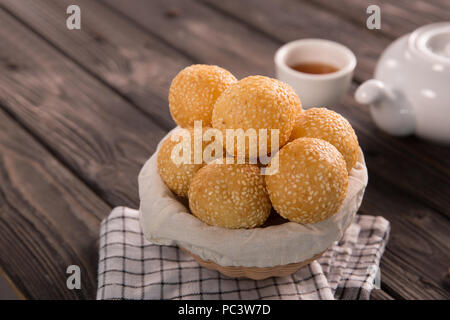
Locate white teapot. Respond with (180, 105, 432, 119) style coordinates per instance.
(355, 22, 450, 144)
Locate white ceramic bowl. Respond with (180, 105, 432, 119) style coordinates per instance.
(275, 39, 356, 108)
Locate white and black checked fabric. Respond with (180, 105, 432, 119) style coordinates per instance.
(97, 207, 390, 300)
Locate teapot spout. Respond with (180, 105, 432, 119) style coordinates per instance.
(355, 79, 392, 105)
(355, 79, 415, 136)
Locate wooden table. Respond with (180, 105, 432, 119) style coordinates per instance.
(0, 0, 448, 300)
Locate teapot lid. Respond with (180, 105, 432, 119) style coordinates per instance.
(409, 22, 450, 65)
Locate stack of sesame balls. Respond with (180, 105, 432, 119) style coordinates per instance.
(157, 64, 359, 229)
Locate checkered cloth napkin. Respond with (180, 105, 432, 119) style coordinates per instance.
(97, 207, 390, 300)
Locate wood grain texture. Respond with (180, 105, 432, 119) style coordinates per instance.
(102, 0, 450, 299)
(335, 89, 450, 218)
(0, 0, 448, 300)
(0, 0, 188, 129)
(6, 0, 448, 215)
(0, 108, 110, 299)
(200, 0, 390, 82)
(0, 8, 167, 208)
(101, 0, 278, 79)
(199, 0, 450, 172)
(100, 0, 450, 213)
(193, 0, 450, 216)
(101, 0, 450, 217)
(359, 177, 450, 299)
(308, 0, 450, 40)
(370, 289, 394, 300)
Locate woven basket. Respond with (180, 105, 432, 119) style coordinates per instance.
(180, 246, 325, 280)
(140, 139, 368, 280)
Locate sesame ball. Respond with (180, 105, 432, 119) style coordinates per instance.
(188, 161, 272, 229)
(290, 107, 359, 172)
(212, 76, 301, 158)
(169, 64, 237, 127)
(157, 127, 219, 197)
(265, 138, 348, 224)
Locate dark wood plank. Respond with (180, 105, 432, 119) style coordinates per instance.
(201, 0, 449, 79)
(0, 0, 397, 300)
(0, 107, 110, 299)
(359, 178, 450, 299)
(336, 89, 450, 218)
(196, 0, 450, 213)
(101, 0, 450, 299)
(102, 0, 277, 80)
(370, 289, 394, 300)
(0, 0, 195, 130)
(0, 268, 25, 299)
(420, 0, 450, 13)
(0, 8, 167, 208)
(199, 0, 450, 171)
(199, 0, 391, 82)
(7, 0, 448, 215)
(308, 0, 450, 40)
(100, 0, 450, 215)
(3, 0, 449, 299)
(99, 0, 450, 215)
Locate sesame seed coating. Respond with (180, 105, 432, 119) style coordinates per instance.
(265, 138, 348, 224)
(157, 127, 216, 197)
(188, 161, 272, 229)
(289, 107, 359, 172)
(169, 64, 237, 128)
(212, 76, 301, 157)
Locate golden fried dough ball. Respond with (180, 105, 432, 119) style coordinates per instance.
(157, 127, 219, 197)
(289, 107, 359, 172)
(169, 64, 237, 127)
(188, 161, 271, 229)
(212, 76, 301, 158)
(266, 138, 348, 224)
